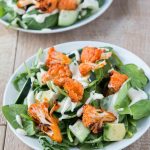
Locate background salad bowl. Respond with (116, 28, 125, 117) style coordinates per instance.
(3, 41, 150, 150)
(0, 0, 113, 34)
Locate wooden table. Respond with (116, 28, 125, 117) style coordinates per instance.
(0, 0, 150, 150)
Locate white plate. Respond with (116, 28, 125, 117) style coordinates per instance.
(0, 0, 113, 34)
(3, 41, 150, 150)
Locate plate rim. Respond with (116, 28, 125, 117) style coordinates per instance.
(3, 41, 150, 150)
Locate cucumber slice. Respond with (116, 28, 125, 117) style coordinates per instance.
(69, 120, 90, 143)
(56, 97, 81, 113)
(58, 10, 79, 26)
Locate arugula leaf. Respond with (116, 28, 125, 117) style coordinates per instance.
(39, 136, 70, 150)
(98, 0, 105, 7)
(120, 64, 149, 89)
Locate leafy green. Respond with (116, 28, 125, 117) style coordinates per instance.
(2, 104, 36, 136)
(39, 136, 70, 150)
(119, 100, 150, 120)
(23, 10, 58, 30)
(121, 115, 137, 138)
(98, 0, 105, 7)
(114, 79, 131, 109)
(13, 68, 39, 91)
(2, 104, 28, 129)
(0, 2, 6, 17)
(15, 78, 31, 104)
(120, 64, 149, 89)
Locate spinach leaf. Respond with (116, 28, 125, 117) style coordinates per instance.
(2, 104, 36, 136)
(98, 0, 105, 7)
(15, 78, 31, 104)
(120, 64, 149, 89)
(23, 11, 58, 30)
(119, 100, 150, 120)
(39, 136, 70, 150)
(130, 100, 150, 119)
(2, 104, 28, 129)
(114, 79, 131, 109)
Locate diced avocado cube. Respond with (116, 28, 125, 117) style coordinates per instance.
(104, 123, 126, 141)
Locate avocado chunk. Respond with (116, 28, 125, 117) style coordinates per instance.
(103, 123, 126, 141)
(69, 120, 90, 143)
(58, 10, 78, 26)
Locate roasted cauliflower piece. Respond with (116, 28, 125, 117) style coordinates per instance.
(64, 78, 84, 102)
(17, 0, 58, 13)
(58, 0, 78, 10)
(82, 104, 116, 134)
(28, 102, 62, 143)
(81, 47, 104, 63)
(42, 63, 72, 87)
(79, 61, 106, 76)
(46, 47, 71, 67)
(108, 70, 128, 92)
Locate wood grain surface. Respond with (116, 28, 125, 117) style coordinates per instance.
(0, 0, 150, 150)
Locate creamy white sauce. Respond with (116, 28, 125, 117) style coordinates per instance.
(59, 114, 70, 121)
(7, 0, 25, 15)
(16, 128, 27, 136)
(78, 0, 99, 12)
(61, 97, 72, 114)
(16, 115, 23, 128)
(128, 88, 148, 106)
(22, 9, 58, 23)
(69, 51, 80, 61)
(69, 60, 89, 88)
(27, 90, 35, 107)
(77, 91, 104, 117)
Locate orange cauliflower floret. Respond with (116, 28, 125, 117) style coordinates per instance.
(17, 0, 58, 13)
(81, 47, 104, 63)
(64, 78, 84, 102)
(108, 70, 128, 92)
(82, 104, 116, 134)
(42, 63, 72, 87)
(46, 47, 71, 67)
(79, 61, 106, 76)
(28, 102, 62, 143)
(58, 0, 77, 10)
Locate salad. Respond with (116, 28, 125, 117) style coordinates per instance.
(2, 46, 150, 150)
(0, 0, 104, 30)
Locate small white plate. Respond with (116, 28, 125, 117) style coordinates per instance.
(0, 0, 113, 34)
(3, 41, 150, 150)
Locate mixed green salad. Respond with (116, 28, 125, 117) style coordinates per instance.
(0, 0, 104, 30)
(2, 46, 150, 150)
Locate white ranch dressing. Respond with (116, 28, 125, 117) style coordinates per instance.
(69, 60, 89, 88)
(78, 0, 99, 12)
(16, 128, 27, 136)
(22, 9, 58, 23)
(16, 115, 23, 128)
(27, 90, 35, 107)
(68, 50, 80, 61)
(77, 91, 104, 117)
(128, 88, 148, 106)
(7, 0, 25, 15)
(26, 5, 37, 13)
